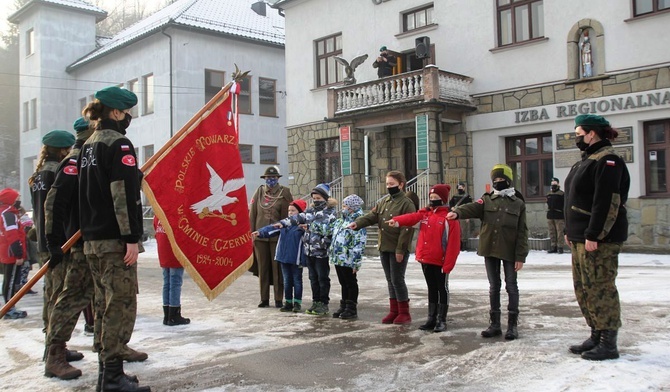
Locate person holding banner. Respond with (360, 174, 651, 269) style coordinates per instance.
(0, 188, 28, 319)
(249, 166, 293, 308)
(79, 86, 151, 392)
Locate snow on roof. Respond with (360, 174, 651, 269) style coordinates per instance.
(67, 0, 285, 71)
(8, 0, 107, 23)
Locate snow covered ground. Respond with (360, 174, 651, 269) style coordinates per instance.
(1, 241, 669, 391)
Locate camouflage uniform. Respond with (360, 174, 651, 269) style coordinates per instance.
(40, 251, 67, 330)
(564, 139, 630, 331)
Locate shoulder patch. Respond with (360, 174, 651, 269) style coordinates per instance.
(121, 155, 136, 167)
(476, 198, 484, 204)
(63, 165, 78, 175)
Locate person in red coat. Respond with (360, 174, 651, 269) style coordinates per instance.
(0, 188, 28, 319)
(386, 184, 460, 332)
(154, 216, 190, 326)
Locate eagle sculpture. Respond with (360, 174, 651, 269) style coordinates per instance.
(191, 163, 245, 216)
(334, 54, 369, 85)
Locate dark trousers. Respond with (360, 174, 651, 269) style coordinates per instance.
(484, 257, 519, 313)
(2, 263, 21, 302)
(421, 263, 449, 305)
(280, 263, 303, 301)
(335, 265, 358, 303)
(306, 256, 330, 304)
(379, 251, 409, 301)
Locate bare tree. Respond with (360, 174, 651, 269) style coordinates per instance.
(94, 0, 152, 37)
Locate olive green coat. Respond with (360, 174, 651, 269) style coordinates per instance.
(354, 192, 416, 254)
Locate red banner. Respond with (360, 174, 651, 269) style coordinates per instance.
(142, 84, 252, 300)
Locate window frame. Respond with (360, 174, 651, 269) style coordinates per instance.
(30, 98, 37, 130)
(127, 79, 139, 118)
(26, 28, 34, 56)
(239, 144, 253, 164)
(259, 145, 278, 165)
(205, 69, 226, 103)
(238, 75, 252, 115)
(259, 77, 277, 117)
(315, 33, 343, 88)
(643, 119, 670, 196)
(142, 73, 154, 115)
(505, 132, 553, 200)
(402, 4, 435, 33)
(22, 101, 29, 132)
(633, 0, 670, 17)
(496, 0, 544, 47)
(142, 144, 154, 165)
(316, 137, 341, 183)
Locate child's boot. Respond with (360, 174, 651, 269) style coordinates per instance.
(332, 300, 346, 318)
(339, 300, 358, 320)
(381, 298, 398, 324)
(280, 300, 293, 312)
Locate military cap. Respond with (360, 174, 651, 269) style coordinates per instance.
(574, 114, 610, 128)
(73, 117, 90, 134)
(260, 166, 282, 178)
(42, 130, 75, 148)
(379, 46, 387, 52)
(95, 86, 138, 110)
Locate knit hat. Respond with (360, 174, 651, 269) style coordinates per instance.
(290, 199, 307, 213)
(42, 130, 75, 148)
(260, 166, 282, 178)
(551, 177, 560, 184)
(491, 164, 513, 184)
(342, 194, 364, 210)
(94, 86, 138, 110)
(311, 183, 330, 200)
(429, 184, 451, 203)
(575, 114, 610, 128)
(0, 188, 19, 205)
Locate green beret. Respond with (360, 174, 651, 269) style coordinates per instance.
(574, 114, 610, 128)
(95, 86, 138, 110)
(379, 46, 387, 52)
(42, 130, 75, 148)
(73, 117, 90, 133)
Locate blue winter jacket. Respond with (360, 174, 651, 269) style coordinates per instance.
(256, 223, 307, 266)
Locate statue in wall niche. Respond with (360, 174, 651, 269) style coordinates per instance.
(580, 30, 593, 78)
(334, 54, 369, 85)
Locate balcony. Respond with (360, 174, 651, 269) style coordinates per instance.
(327, 65, 475, 119)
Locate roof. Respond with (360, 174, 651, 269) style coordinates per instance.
(8, 0, 107, 23)
(67, 0, 285, 71)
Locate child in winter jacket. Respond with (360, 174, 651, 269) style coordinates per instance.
(154, 216, 190, 326)
(0, 188, 28, 319)
(387, 184, 460, 332)
(279, 183, 337, 316)
(328, 194, 367, 320)
(253, 199, 308, 313)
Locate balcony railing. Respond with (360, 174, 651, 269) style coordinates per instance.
(328, 65, 473, 117)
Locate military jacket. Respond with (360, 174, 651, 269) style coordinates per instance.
(30, 158, 59, 252)
(249, 184, 292, 242)
(546, 189, 565, 220)
(354, 191, 416, 254)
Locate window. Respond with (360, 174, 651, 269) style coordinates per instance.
(238, 75, 252, 114)
(239, 144, 253, 163)
(79, 97, 88, 113)
(128, 79, 139, 117)
(403, 5, 434, 32)
(260, 146, 278, 164)
(26, 28, 34, 56)
(205, 69, 225, 103)
(644, 120, 669, 195)
(143, 144, 154, 165)
(634, 0, 670, 16)
(315, 34, 342, 87)
(497, 0, 544, 46)
(142, 74, 154, 115)
(506, 133, 553, 199)
(22, 101, 29, 132)
(30, 98, 37, 129)
(316, 137, 340, 183)
(259, 78, 276, 117)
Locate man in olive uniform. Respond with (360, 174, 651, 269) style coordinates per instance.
(546, 177, 565, 253)
(78, 86, 150, 392)
(249, 166, 293, 308)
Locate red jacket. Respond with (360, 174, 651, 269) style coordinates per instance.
(153, 216, 182, 269)
(0, 189, 27, 265)
(392, 206, 461, 273)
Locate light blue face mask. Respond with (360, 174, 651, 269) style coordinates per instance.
(265, 178, 278, 188)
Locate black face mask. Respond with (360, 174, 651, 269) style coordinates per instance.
(13, 200, 21, 209)
(575, 135, 589, 151)
(551, 185, 559, 192)
(119, 113, 132, 131)
(313, 200, 326, 209)
(387, 186, 400, 196)
(430, 200, 443, 208)
(457, 189, 465, 195)
(492, 181, 508, 191)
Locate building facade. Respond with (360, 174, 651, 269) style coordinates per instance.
(275, 0, 670, 252)
(9, 0, 287, 205)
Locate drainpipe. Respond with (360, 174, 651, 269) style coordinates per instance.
(161, 25, 174, 137)
(433, 101, 446, 184)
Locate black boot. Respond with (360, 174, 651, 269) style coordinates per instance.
(504, 312, 519, 340)
(102, 358, 151, 392)
(167, 306, 190, 326)
(162, 306, 169, 325)
(332, 300, 346, 318)
(433, 304, 448, 333)
(581, 330, 619, 360)
(557, 247, 564, 254)
(547, 246, 558, 254)
(418, 303, 437, 331)
(569, 328, 601, 354)
(481, 311, 502, 338)
(339, 300, 358, 320)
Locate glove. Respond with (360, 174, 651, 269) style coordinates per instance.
(49, 253, 64, 269)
